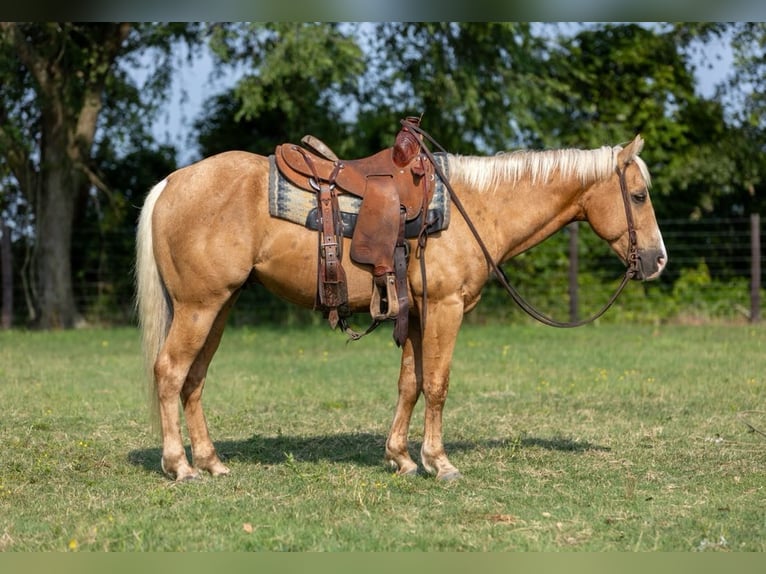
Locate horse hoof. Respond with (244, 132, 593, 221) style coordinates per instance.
(437, 470, 462, 481)
(162, 458, 199, 482)
(181, 473, 201, 482)
(208, 463, 231, 477)
(386, 456, 418, 476)
(398, 466, 419, 477)
(172, 470, 201, 483)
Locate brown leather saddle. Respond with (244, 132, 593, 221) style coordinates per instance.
(274, 117, 435, 345)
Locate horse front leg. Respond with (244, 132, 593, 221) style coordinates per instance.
(419, 297, 464, 481)
(385, 317, 423, 476)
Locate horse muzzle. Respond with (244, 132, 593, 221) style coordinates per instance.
(632, 247, 667, 281)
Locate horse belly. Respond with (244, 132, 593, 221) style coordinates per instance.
(253, 224, 373, 312)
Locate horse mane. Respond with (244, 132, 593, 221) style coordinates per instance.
(448, 144, 651, 191)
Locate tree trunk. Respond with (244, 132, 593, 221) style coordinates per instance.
(35, 190, 79, 329)
(1, 218, 12, 329)
(34, 127, 82, 329)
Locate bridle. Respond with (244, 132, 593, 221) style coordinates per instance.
(401, 118, 641, 328)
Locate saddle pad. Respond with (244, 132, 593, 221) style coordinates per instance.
(268, 153, 451, 239)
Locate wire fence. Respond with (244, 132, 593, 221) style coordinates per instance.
(495, 215, 764, 325)
(2, 216, 764, 327)
(644, 216, 761, 322)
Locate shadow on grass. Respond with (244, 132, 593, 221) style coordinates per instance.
(128, 432, 609, 477)
(520, 436, 611, 453)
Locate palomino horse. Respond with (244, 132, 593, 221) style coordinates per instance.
(135, 134, 667, 481)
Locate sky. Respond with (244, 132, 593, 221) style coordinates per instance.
(150, 50, 231, 165)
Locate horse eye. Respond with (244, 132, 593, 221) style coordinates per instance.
(632, 191, 647, 204)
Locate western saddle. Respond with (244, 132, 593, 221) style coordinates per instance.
(274, 117, 435, 345)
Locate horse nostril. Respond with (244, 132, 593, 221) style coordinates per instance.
(657, 255, 667, 269)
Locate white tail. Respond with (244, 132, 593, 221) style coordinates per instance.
(134, 179, 170, 428)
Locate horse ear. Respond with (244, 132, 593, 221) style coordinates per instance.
(617, 134, 644, 168)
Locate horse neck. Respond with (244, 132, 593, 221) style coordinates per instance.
(448, 153, 592, 262)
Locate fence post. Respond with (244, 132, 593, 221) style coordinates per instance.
(751, 213, 761, 323)
(568, 222, 579, 323)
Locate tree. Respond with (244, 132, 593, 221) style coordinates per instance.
(0, 192, 11, 328)
(532, 25, 698, 162)
(722, 23, 766, 214)
(659, 23, 766, 219)
(198, 22, 365, 158)
(0, 22, 198, 328)
(197, 23, 549, 158)
(357, 23, 547, 153)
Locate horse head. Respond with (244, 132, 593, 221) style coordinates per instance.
(582, 135, 667, 281)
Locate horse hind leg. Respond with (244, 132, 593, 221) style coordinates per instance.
(180, 295, 240, 477)
(154, 301, 228, 481)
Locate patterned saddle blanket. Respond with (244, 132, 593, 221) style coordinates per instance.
(267, 153, 451, 239)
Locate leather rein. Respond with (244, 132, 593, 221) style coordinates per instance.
(401, 118, 640, 328)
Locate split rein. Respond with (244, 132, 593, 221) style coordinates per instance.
(402, 119, 640, 329)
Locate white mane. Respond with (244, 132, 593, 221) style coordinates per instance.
(448, 145, 651, 191)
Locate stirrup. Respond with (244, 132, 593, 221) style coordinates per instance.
(370, 274, 399, 321)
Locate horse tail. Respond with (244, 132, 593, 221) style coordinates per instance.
(135, 179, 170, 429)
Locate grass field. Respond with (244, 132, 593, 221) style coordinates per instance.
(0, 322, 764, 551)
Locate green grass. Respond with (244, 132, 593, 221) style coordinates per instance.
(0, 322, 765, 551)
